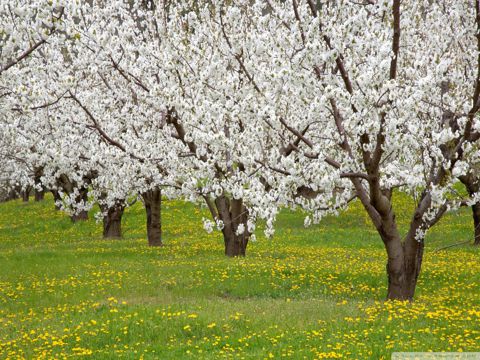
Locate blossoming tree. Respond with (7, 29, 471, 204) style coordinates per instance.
(26, 0, 278, 255)
(235, 0, 480, 299)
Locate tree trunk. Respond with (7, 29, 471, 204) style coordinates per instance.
(22, 186, 31, 202)
(33, 168, 45, 202)
(70, 187, 89, 223)
(6, 188, 19, 201)
(362, 192, 424, 301)
(51, 190, 62, 210)
(101, 203, 125, 239)
(472, 202, 480, 246)
(224, 231, 248, 257)
(71, 211, 88, 222)
(459, 175, 480, 245)
(34, 189, 45, 201)
(214, 196, 250, 257)
(384, 234, 424, 301)
(142, 188, 162, 246)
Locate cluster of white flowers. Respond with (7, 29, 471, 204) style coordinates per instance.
(202, 218, 214, 234)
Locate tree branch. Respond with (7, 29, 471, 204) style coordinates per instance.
(68, 91, 144, 163)
(389, 0, 401, 80)
(0, 7, 64, 75)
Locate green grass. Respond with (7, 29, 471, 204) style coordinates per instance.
(0, 194, 479, 359)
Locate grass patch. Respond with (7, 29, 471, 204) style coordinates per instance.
(0, 194, 478, 359)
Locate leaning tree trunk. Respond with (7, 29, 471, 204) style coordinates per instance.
(214, 195, 250, 257)
(100, 202, 125, 239)
(472, 202, 480, 246)
(70, 187, 89, 223)
(142, 188, 162, 246)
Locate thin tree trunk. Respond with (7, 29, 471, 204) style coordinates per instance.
(70, 187, 89, 223)
(472, 202, 480, 246)
(101, 203, 125, 239)
(142, 188, 162, 246)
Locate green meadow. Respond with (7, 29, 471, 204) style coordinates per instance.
(0, 194, 478, 359)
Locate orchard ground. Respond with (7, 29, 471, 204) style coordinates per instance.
(0, 194, 479, 359)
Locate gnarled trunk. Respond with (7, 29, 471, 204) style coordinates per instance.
(214, 196, 250, 257)
(70, 187, 89, 223)
(142, 188, 162, 246)
(473, 202, 480, 246)
(101, 203, 125, 239)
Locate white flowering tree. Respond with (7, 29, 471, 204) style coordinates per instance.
(0, 1, 66, 202)
(0, 0, 165, 241)
(229, 0, 480, 300)
(0, 125, 30, 201)
(19, 0, 279, 255)
(153, 0, 480, 297)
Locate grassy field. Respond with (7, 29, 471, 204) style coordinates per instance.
(0, 194, 479, 359)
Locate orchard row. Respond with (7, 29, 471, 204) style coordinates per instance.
(1, 0, 479, 300)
